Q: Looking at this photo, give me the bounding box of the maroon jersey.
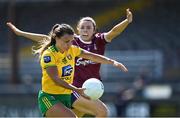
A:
[72,33,108,87]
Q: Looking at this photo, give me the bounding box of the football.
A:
[82,78,104,100]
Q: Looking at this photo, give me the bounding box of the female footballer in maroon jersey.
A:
[7,8,132,117]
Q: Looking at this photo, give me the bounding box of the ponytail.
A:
[32,23,74,59]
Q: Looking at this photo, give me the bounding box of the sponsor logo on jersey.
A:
[62,65,73,77]
[76,58,96,66]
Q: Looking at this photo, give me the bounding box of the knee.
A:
[95,105,108,117]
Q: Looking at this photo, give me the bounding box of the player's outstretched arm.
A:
[79,49,128,72]
[6,22,49,42]
[104,8,133,42]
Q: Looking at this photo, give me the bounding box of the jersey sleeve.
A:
[40,50,56,69]
[95,33,108,45]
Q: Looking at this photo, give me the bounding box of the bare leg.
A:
[72,108,84,117]
[72,96,108,117]
[46,102,77,117]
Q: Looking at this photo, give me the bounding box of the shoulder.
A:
[42,46,56,58]
[94,33,104,39]
[94,33,108,44]
[70,45,81,50]
[70,45,82,56]
[42,49,51,55]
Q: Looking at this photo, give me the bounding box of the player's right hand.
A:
[6,22,21,36]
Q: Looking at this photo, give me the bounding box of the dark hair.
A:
[33,23,74,59]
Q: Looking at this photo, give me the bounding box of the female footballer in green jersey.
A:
[8,23,128,117]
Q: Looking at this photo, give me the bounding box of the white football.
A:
[82,78,104,100]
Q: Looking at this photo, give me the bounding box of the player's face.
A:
[78,20,95,41]
[56,34,74,53]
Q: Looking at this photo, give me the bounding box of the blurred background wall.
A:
[0,0,180,117]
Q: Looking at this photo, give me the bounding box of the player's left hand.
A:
[75,88,91,100]
[126,8,133,23]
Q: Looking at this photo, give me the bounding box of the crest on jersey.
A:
[67,54,72,60]
[43,56,51,63]
[62,65,73,77]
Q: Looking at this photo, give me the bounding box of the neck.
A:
[55,44,64,53]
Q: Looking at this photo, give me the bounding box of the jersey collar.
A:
[78,36,92,44]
